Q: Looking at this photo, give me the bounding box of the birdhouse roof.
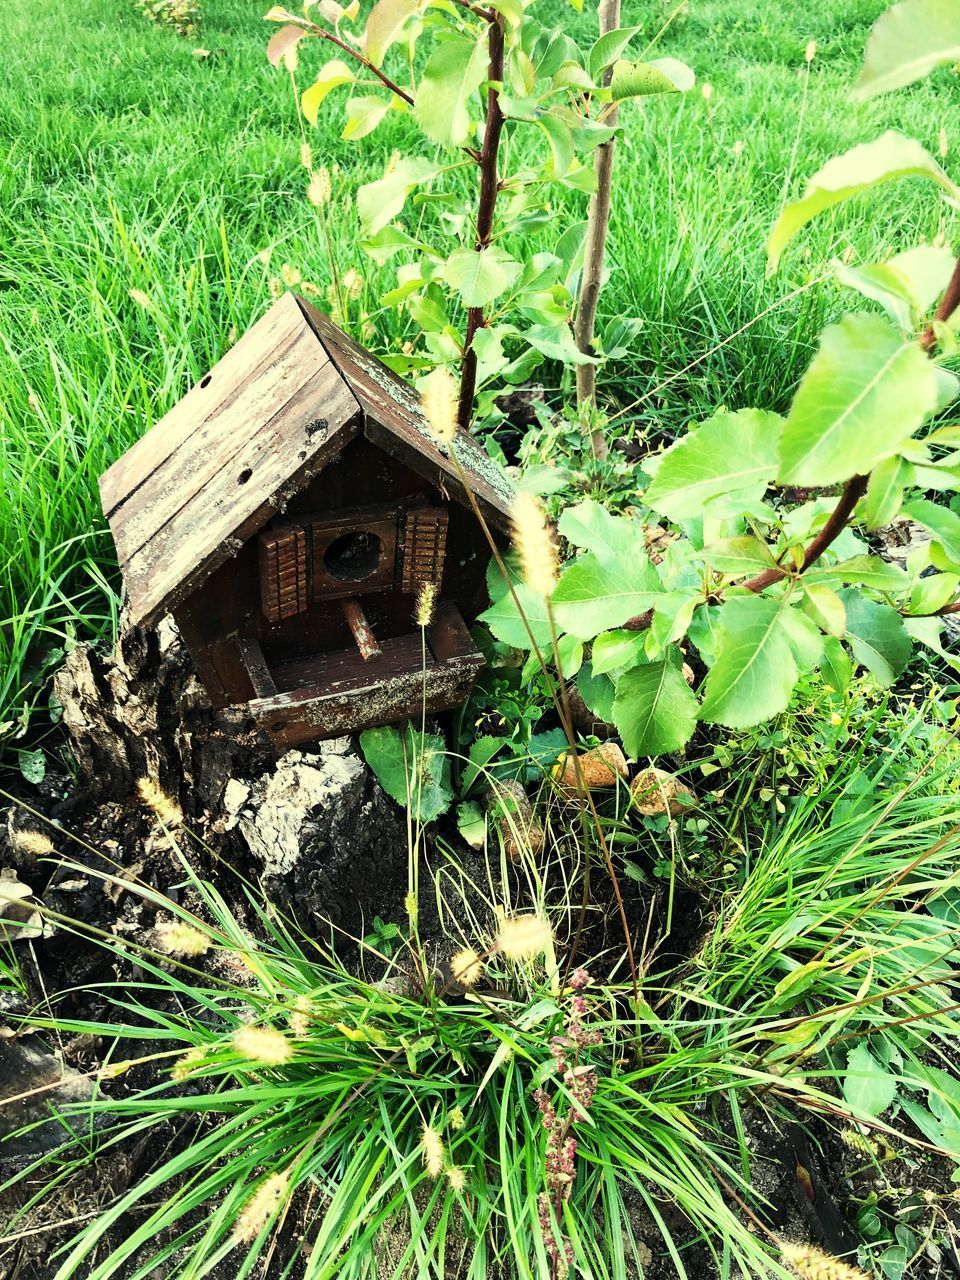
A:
[100,292,514,628]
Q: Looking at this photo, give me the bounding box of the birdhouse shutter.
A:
[401,507,448,593]
[259,526,308,622]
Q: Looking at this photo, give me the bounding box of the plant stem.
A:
[920,253,960,351]
[300,19,415,106]
[457,12,506,432]
[574,0,619,443]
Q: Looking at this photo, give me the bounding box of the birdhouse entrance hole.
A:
[323,530,382,582]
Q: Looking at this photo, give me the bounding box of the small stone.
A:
[555,743,628,794]
[630,768,697,817]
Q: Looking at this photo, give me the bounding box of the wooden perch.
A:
[341,597,382,661]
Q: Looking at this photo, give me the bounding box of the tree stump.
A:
[49,618,408,940]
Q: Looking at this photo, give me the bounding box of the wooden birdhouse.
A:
[99,293,513,749]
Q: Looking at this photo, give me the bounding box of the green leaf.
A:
[904,616,960,671]
[855,0,960,99]
[701,536,777,576]
[611,57,694,100]
[779,312,938,486]
[807,554,909,591]
[843,1044,898,1119]
[342,95,392,140]
[781,607,824,672]
[820,634,853,693]
[834,245,956,332]
[359,725,453,824]
[457,800,486,848]
[538,114,574,178]
[613,660,698,758]
[479,578,552,651]
[553,552,660,640]
[363,0,417,66]
[443,246,521,308]
[700,597,798,729]
[644,409,783,521]
[591,629,648,674]
[901,497,960,566]
[767,132,959,271]
[802,584,846,637]
[357,157,439,235]
[525,322,596,365]
[557,633,584,679]
[576,663,616,724]
[588,25,642,79]
[908,571,959,615]
[841,592,912,686]
[462,734,505,793]
[302,59,355,125]
[415,36,488,147]
[862,455,912,529]
[557,499,641,560]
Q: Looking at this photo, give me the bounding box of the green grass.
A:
[2,0,959,750]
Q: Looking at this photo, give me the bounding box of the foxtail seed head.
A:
[510,493,558,598]
[495,914,553,962]
[420,368,458,445]
[781,1242,868,1280]
[137,778,183,827]
[231,1025,293,1067]
[421,1124,445,1178]
[233,1171,291,1244]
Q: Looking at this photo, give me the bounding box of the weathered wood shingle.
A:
[100,291,513,628]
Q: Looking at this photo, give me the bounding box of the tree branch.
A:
[920,254,960,351]
[457,12,506,431]
[300,20,416,106]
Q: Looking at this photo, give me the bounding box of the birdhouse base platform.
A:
[241,601,484,750]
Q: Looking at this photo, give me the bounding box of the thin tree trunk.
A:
[574,0,620,456]
[457,12,506,432]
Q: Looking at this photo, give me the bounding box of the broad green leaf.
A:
[905,616,960,672]
[802,584,846,637]
[767,132,959,271]
[700,597,797,729]
[463,735,505,792]
[364,0,417,66]
[557,633,584,679]
[457,801,486,848]
[644,409,783,521]
[538,114,574,177]
[342,96,391,140]
[525,322,596,365]
[843,1044,898,1118]
[357,157,439,235]
[613,661,698,757]
[611,57,694,100]
[647,593,700,656]
[855,0,960,99]
[479,563,552,651]
[553,552,660,640]
[415,36,487,147]
[302,60,355,124]
[807,554,909,592]
[779,312,938,486]
[781,607,824,671]
[576,663,616,724]
[908,571,959,615]
[443,246,521,308]
[588,25,642,79]
[591,629,647,674]
[861,455,912,529]
[362,225,428,264]
[902,497,960,566]
[772,960,830,1007]
[834,244,955,332]
[701,536,777,575]
[821,634,853,693]
[557,499,641,560]
[359,725,453,823]
[841,592,912,686]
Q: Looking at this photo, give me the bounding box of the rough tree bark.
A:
[52,619,408,936]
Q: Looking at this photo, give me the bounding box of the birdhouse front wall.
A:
[171,433,491,720]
